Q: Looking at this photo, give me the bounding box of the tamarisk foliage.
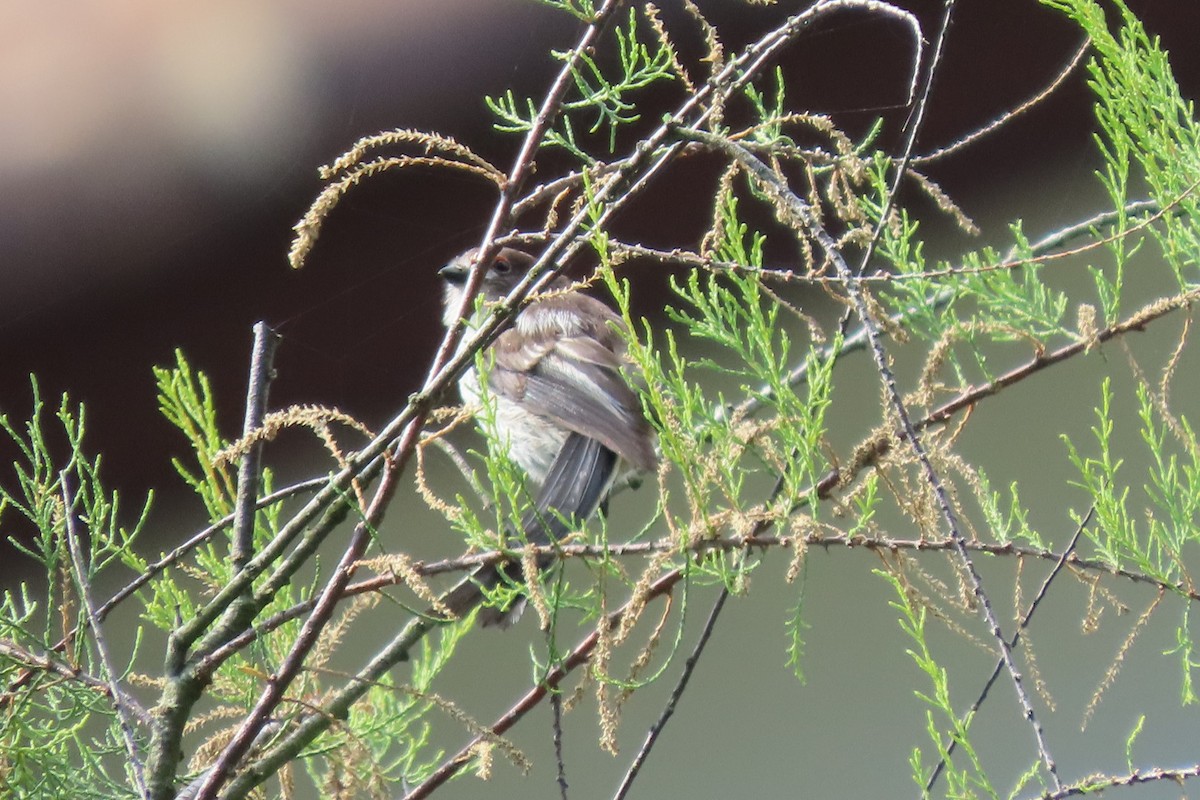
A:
[4,1,1200,798]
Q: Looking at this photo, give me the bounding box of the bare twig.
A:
[551,689,569,800]
[912,36,1092,165]
[230,322,281,573]
[0,639,152,728]
[609,194,1166,288]
[856,0,954,277]
[924,503,1096,793]
[612,585,730,800]
[62,470,149,799]
[1036,764,1200,800]
[94,476,330,623]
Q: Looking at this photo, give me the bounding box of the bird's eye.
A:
[493,257,512,274]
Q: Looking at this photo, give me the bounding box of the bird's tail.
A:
[473,432,618,627]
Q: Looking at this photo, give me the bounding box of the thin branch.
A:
[912,36,1092,165]
[674,125,1063,790]
[175,722,283,800]
[610,193,1166,287]
[430,0,630,391]
[1035,765,1200,800]
[401,568,684,800]
[612,585,730,800]
[62,470,148,799]
[551,689,569,800]
[94,476,330,623]
[193,515,1200,684]
[924,503,1096,794]
[817,285,1200,498]
[230,322,280,573]
[854,0,953,277]
[0,639,152,728]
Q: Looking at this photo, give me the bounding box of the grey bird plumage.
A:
[438,246,656,626]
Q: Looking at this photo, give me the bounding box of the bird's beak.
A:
[438,259,469,284]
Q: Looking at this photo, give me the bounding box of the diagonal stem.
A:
[674,125,1065,791]
[611,585,730,800]
[924,503,1096,793]
[62,471,149,799]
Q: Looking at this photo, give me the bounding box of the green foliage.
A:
[306,622,471,793]
[882,570,999,800]
[154,351,235,520]
[1045,0,1200,287]
[975,471,1043,549]
[533,0,595,23]
[1063,377,1200,700]
[0,380,151,798]
[487,6,673,156]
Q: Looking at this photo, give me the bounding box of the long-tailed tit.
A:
[438,246,656,626]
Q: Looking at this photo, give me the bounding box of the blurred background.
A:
[3,1,1200,798]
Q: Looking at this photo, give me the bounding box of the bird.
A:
[437,246,657,626]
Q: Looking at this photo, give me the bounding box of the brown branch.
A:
[818,286,1200,498]
[402,568,686,800]
[0,639,152,728]
[1037,764,1200,799]
[187,524,1200,683]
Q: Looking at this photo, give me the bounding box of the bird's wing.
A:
[488,293,657,472]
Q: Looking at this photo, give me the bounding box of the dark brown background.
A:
[3,1,1196,546]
